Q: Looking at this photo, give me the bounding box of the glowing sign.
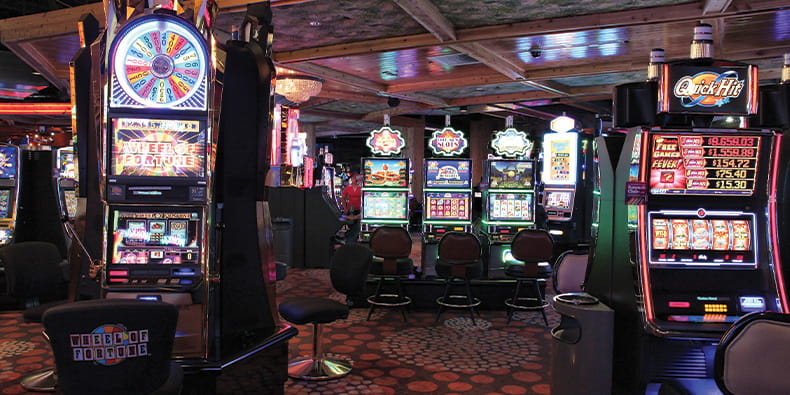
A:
[109,14,208,110]
[542,132,578,185]
[491,128,532,157]
[366,126,405,156]
[659,63,756,115]
[111,118,205,178]
[428,127,467,156]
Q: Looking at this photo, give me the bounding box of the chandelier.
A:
[274,68,323,103]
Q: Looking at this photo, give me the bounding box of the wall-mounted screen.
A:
[0,189,12,218]
[487,192,533,222]
[362,158,408,187]
[362,191,408,220]
[425,191,471,221]
[110,118,207,178]
[0,146,18,179]
[425,159,472,188]
[108,207,202,266]
[487,160,534,189]
[648,210,756,267]
[648,134,760,196]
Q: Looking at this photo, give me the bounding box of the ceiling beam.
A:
[703,0,733,14]
[3,41,67,91]
[450,42,526,80]
[491,104,556,121]
[275,0,788,63]
[0,2,104,42]
[392,0,455,42]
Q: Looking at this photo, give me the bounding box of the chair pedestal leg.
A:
[287,323,351,381]
[21,369,57,392]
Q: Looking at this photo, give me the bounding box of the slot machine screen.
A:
[110,118,207,179]
[425,192,471,221]
[108,207,202,266]
[425,159,472,188]
[648,134,760,196]
[362,158,408,187]
[0,146,17,179]
[487,192,533,222]
[544,189,573,210]
[0,189,12,218]
[62,190,77,220]
[362,191,408,220]
[57,148,75,179]
[487,160,534,189]
[648,210,756,267]
[542,133,578,185]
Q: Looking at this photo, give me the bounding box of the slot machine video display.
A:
[0,145,19,246]
[359,157,409,241]
[481,160,536,278]
[55,146,78,221]
[421,158,472,277]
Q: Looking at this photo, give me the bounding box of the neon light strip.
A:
[638,129,656,326]
[0,103,72,115]
[769,133,789,312]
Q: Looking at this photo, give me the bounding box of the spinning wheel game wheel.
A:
[110,14,208,111]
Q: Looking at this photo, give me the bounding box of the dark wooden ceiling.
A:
[0,0,788,137]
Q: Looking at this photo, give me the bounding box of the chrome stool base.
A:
[287,358,352,381]
[21,369,57,392]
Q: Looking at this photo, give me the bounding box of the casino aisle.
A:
[0,265,559,395]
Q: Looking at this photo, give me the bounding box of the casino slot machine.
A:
[0,145,20,247]
[84,2,294,389]
[480,159,536,279]
[55,146,77,222]
[359,121,410,242]
[540,121,594,248]
[587,24,789,392]
[421,158,473,277]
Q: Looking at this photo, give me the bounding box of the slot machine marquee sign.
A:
[659,63,757,115]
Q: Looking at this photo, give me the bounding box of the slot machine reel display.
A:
[55,147,78,221]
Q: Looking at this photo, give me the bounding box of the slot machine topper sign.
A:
[490,128,532,158]
[428,127,468,157]
[366,125,406,156]
[659,63,757,115]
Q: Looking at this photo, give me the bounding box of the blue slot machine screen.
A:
[488,160,534,189]
[0,147,17,179]
[425,159,472,188]
[0,190,11,218]
[109,207,202,265]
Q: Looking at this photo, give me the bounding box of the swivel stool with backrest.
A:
[42,298,182,395]
[367,226,413,321]
[0,241,70,392]
[434,231,483,325]
[278,243,372,380]
[552,247,591,295]
[505,229,554,325]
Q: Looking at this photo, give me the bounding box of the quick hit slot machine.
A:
[421,158,473,277]
[0,145,20,246]
[588,24,788,392]
[481,159,536,279]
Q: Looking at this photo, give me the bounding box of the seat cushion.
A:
[436,259,483,279]
[279,297,349,325]
[505,263,552,278]
[370,257,413,276]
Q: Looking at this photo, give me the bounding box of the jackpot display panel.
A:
[0,145,19,246]
[634,130,785,334]
[481,160,536,278]
[359,157,410,241]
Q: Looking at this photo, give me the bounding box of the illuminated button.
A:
[180,279,193,285]
[109,270,129,276]
[109,278,128,283]
[668,301,691,308]
[702,314,727,322]
[704,303,728,313]
[157,279,167,284]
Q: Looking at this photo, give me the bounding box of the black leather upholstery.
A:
[42,298,181,395]
[369,226,413,276]
[279,298,349,325]
[506,229,554,278]
[435,232,483,324]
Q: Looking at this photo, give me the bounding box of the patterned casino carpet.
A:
[274,268,559,395]
[0,269,559,394]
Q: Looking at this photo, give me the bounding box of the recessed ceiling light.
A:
[309,21,321,27]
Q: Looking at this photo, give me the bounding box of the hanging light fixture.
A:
[274,67,323,103]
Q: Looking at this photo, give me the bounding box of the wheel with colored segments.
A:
[110,14,208,110]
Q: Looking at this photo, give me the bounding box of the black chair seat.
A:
[436,259,483,279]
[279,297,349,325]
[22,300,70,323]
[504,263,551,278]
[370,257,413,276]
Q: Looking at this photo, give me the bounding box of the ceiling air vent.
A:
[428,53,480,67]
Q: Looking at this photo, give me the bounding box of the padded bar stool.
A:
[367,226,414,321]
[435,232,483,324]
[505,229,554,325]
[552,248,591,294]
[278,243,372,380]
